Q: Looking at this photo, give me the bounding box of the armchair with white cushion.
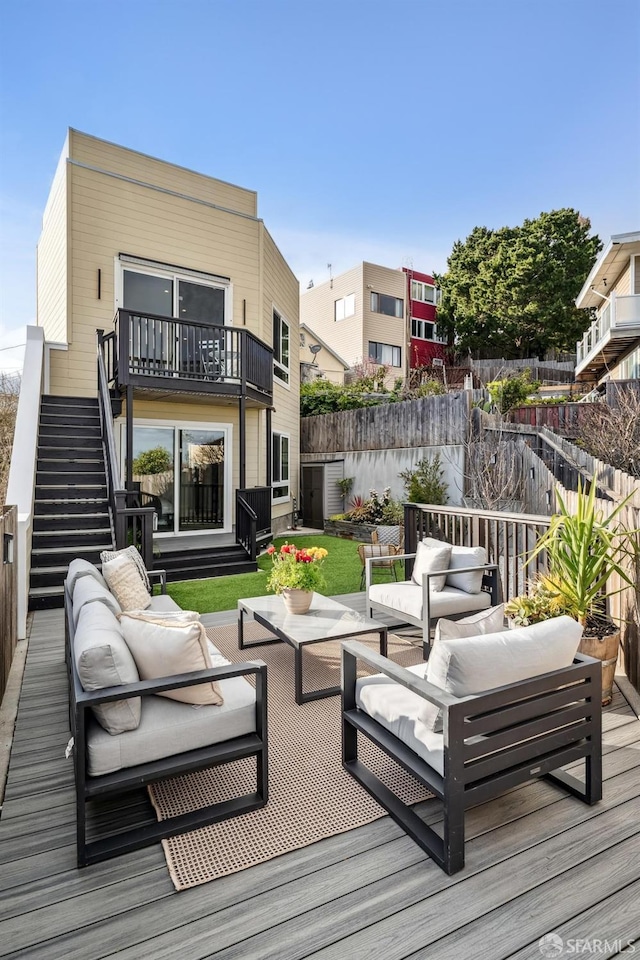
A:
[365,537,501,656]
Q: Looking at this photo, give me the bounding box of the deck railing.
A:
[235,487,271,560]
[97,331,155,567]
[403,502,551,602]
[113,309,273,402]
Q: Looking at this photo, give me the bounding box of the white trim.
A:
[273,304,291,390]
[272,430,291,504]
[116,416,234,535]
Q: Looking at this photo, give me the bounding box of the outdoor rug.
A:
[148,621,433,891]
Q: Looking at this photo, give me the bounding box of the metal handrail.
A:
[236,493,258,561]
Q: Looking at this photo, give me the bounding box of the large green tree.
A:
[436,209,601,359]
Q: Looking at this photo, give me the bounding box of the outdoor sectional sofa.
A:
[64,557,268,867]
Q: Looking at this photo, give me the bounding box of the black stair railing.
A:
[236,493,258,561]
[236,486,271,537]
[97,330,154,568]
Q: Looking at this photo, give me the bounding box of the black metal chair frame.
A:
[64,577,268,868]
[342,640,602,875]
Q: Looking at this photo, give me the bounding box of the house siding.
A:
[613,261,631,296]
[299,265,364,367]
[37,140,69,346]
[363,262,407,383]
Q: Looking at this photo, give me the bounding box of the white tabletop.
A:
[238,593,386,647]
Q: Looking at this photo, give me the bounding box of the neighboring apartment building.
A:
[575,231,640,384]
[299,261,444,384]
[36,129,299,550]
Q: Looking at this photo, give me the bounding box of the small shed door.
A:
[302,466,325,528]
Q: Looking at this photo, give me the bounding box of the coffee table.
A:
[238,593,388,705]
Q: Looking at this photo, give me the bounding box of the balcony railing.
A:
[111,309,273,403]
[576,294,640,366]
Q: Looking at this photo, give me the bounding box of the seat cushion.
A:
[369,581,492,624]
[67,558,108,594]
[120,613,224,706]
[86,675,257,777]
[411,541,452,592]
[72,576,122,627]
[356,664,444,776]
[74,601,141,734]
[434,604,505,643]
[148,593,182,613]
[421,615,584,731]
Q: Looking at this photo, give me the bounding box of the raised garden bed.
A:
[324,519,401,545]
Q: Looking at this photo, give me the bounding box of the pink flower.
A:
[266,545,275,555]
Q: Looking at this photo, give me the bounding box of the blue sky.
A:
[1,0,639,372]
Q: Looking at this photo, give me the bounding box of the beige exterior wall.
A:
[37,137,69,345]
[299,264,364,366]
[612,261,631,296]
[313,345,347,384]
[37,129,300,532]
[299,261,408,386]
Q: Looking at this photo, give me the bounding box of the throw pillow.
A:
[100,545,151,592]
[411,541,453,592]
[102,554,152,612]
[447,544,487,594]
[420,615,583,733]
[433,604,505,644]
[74,601,141,734]
[120,613,224,706]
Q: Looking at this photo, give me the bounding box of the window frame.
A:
[273,307,291,388]
[368,341,402,367]
[115,257,232,325]
[272,431,290,503]
[370,291,404,318]
[410,279,437,305]
[334,293,356,321]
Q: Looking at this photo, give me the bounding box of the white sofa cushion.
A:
[421,615,584,732]
[72,575,122,627]
[422,539,487,593]
[148,593,183,613]
[411,541,452,592]
[369,581,492,624]
[86,674,256,777]
[434,604,505,643]
[120,613,224,706]
[356,664,444,776]
[74,601,141,734]
[67,558,108,594]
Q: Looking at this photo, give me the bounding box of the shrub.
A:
[486,369,541,413]
[399,454,448,505]
[344,488,403,525]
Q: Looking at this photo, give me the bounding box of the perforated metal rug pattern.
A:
[149,621,433,890]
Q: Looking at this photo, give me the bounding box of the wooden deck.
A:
[1,602,639,958]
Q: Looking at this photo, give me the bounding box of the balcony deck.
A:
[1,604,639,958]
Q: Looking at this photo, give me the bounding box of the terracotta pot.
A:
[578,629,621,706]
[281,588,313,615]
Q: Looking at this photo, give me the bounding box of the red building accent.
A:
[402,267,446,369]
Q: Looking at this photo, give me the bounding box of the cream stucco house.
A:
[27,129,300,604]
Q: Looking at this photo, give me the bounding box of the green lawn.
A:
[165,534,400,614]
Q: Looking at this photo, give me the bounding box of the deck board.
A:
[0,603,638,959]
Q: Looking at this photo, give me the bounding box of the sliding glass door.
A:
[179,429,225,531]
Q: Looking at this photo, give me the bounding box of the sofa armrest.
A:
[341,640,457,711]
[76,659,266,707]
[147,569,167,594]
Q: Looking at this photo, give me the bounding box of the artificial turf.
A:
[165,533,397,614]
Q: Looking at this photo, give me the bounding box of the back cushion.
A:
[411,541,452,592]
[67,558,108,594]
[447,543,487,594]
[72,576,122,627]
[421,615,584,732]
[74,602,141,734]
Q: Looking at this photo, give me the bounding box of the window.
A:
[334,293,356,321]
[368,341,401,367]
[370,292,403,318]
[411,318,435,341]
[410,280,437,304]
[272,432,290,501]
[121,262,227,323]
[273,309,290,385]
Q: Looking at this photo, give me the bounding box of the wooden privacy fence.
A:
[301,392,471,454]
[1,505,18,703]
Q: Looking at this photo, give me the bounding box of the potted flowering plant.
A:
[265,543,328,614]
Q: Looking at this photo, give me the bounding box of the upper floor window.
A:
[272,432,290,501]
[410,280,437,304]
[411,318,435,341]
[368,341,401,367]
[120,259,228,324]
[273,309,290,385]
[370,292,403,318]
[335,293,356,321]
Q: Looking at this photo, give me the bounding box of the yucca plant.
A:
[526,479,636,628]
